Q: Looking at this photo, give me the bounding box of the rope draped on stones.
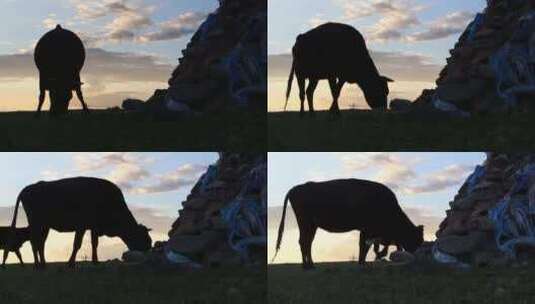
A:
[489,164,535,258]
[220,160,267,262]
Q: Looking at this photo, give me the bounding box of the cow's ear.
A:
[381,76,394,83]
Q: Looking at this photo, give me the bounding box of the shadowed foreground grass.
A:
[1,109,265,151]
[268,110,535,151]
[0,262,266,304]
[268,262,535,304]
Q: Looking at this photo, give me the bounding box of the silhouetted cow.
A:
[34,25,89,117]
[273,179,423,269]
[0,227,30,267]
[285,22,393,116]
[5,177,152,269]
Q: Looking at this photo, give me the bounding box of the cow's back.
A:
[20,177,131,233]
[289,179,404,233]
[34,25,85,89]
[293,23,372,80]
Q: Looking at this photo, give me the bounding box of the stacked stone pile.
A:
[123,0,266,114]
[410,0,535,115]
[433,153,535,266]
[164,153,266,268]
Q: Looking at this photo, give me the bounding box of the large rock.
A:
[168,231,225,256]
[437,232,487,255]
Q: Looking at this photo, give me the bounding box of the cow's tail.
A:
[6,190,23,253]
[10,190,22,230]
[284,51,296,111]
[271,189,292,263]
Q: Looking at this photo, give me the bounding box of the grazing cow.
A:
[5,177,152,269]
[34,24,89,117]
[285,22,393,116]
[0,227,30,267]
[273,179,423,269]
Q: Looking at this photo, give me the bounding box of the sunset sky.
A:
[268,0,487,111]
[0,152,218,264]
[0,0,218,111]
[268,152,486,264]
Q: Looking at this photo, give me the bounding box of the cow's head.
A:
[49,79,75,116]
[363,75,393,110]
[404,225,424,252]
[124,224,152,251]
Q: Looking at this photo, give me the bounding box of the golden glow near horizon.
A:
[3,231,168,265]
[268,77,435,112]
[0,78,166,111]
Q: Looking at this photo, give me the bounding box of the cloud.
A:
[405,164,474,194]
[336,153,418,191]
[138,12,207,43]
[268,51,441,82]
[42,17,58,30]
[335,0,422,42]
[72,1,205,44]
[107,163,150,191]
[408,11,475,41]
[134,164,206,194]
[38,153,210,195]
[0,48,173,94]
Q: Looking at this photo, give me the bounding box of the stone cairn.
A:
[418,153,535,267]
[123,153,267,268]
[399,0,535,115]
[122,0,266,114]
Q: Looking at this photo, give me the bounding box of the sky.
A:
[0,152,219,264]
[0,0,218,111]
[268,0,487,111]
[267,152,487,264]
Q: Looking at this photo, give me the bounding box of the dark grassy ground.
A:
[268,110,535,151]
[269,261,535,304]
[1,109,266,151]
[0,262,266,304]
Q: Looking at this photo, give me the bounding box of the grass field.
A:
[0,109,266,151]
[0,262,266,304]
[268,110,535,151]
[268,261,535,304]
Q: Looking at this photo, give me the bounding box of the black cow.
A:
[34,24,89,117]
[0,227,30,267]
[273,179,423,269]
[285,22,393,116]
[5,177,152,269]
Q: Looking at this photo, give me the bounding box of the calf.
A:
[0,227,30,267]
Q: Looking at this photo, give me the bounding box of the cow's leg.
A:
[328,78,340,114]
[91,230,99,264]
[29,227,41,268]
[373,241,382,261]
[297,75,306,116]
[37,228,49,269]
[75,86,90,114]
[376,244,389,260]
[2,250,9,268]
[304,226,317,269]
[328,79,345,116]
[15,250,24,266]
[298,223,316,270]
[68,230,85,268]
[35,88,46,118]
[305,79,318,115]
[358,231,371,265]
